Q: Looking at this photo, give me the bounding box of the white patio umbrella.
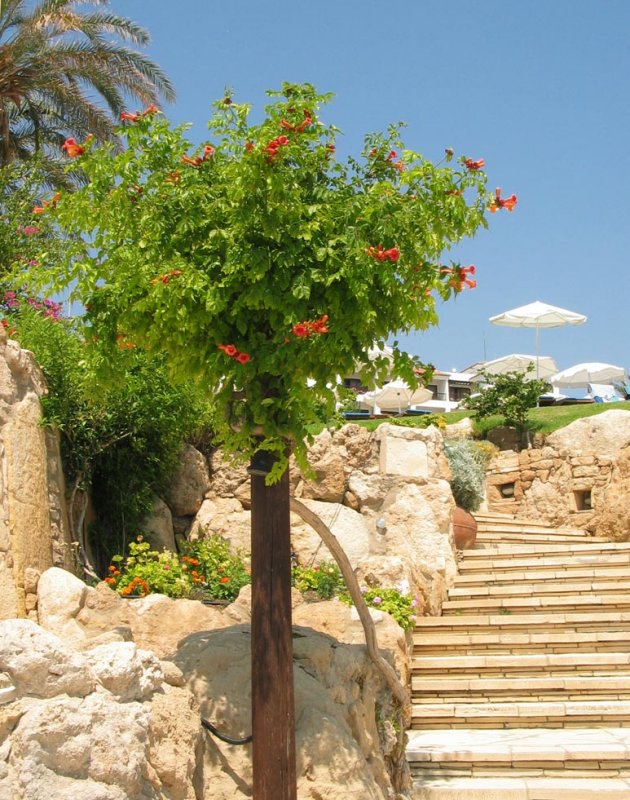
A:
[551,362,626,388]
[478,353,558,381]
[358,379,432,414]
[489,300,587,378]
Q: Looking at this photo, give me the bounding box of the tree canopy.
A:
[21,82,515,479]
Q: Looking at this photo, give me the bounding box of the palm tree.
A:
[0,0,175,172]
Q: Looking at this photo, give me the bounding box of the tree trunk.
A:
[250,458,297,800]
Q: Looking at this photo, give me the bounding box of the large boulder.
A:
[142,496,176,552]
[165,445,211,517]
[174,623,406,799]
[0,619,94,699]
[547,409,630,458]
[37,568,229,658]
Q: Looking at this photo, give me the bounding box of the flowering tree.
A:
[22,82,515,478]
[21,82,515,799]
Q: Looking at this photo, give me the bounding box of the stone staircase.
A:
[407,512,630,799]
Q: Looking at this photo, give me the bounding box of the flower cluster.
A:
[265,135,290,160]
[488,187,518,213]
[280,108,312,133]
[120,104,160,123]
[441,264,477,292]
[151,268,183,285]
[1,319,17,337]
[291,314,329,338]
[33,193,60,215]
[2,291,63,321]
[369,148,403,172]
[119,576,150,597]
[181,145,215,167]
[116,333,135,350]
[464,158,485,171]
[18,225,39,236]
[366,245,400,262]
[218,343,251,364]
[181,555,205,585]
[61,138,85,157]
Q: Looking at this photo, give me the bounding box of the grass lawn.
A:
[350,401,630,438]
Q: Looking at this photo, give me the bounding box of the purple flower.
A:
[372,596,382,605]
[360,586,368,594]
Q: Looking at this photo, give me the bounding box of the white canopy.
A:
[489,300,587,378]
[357,379,432,413]
[478,353,558,381]
[551,362,626,388]
[489,300,587,329]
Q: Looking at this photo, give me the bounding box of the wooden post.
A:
[250,454,297,800]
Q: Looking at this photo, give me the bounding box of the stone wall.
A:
[0,332,74,620]
[485,409,630,540]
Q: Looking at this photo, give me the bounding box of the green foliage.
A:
[464,368,549,431]
[6,302,210,564]
[107,534,250,601]
[340,587,417,631]
[443,438,487,512]
[180,535,251,601]
[291,561,345,600]
[109,539,191,598]
[20,83,505,480]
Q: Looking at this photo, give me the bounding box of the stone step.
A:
[410,699,630,728]
[411,674,630,701]
[474,518,591,536]
[411,776,630,799]
[453,565,630,587]
[448,578,630,600]
[457,552,630,573]
[407,727,630,769]
[463,542,630,558]
[442,593,630,615]
[412,652,630,677]
[475,532,609,545]
[414,610,630,631]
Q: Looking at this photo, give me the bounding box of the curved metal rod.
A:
[289,497,409,707]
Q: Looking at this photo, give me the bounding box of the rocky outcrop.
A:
[185,423,457,616]
[0,332,73,621]
[485,409,630,539]
[21,569,410,799]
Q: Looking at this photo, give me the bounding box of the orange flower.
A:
[464,158,485,171]
[61,138,84,157]
[220,576,229,584]
[120,111,140,123]
[33,206,45,215]
[143,104,160,116]
[488,187,518,213]
[236,352,251,364]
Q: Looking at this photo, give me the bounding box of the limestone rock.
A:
[174,624,405,799]
[294,424,375,503]
[142,496,176,552]
[148,686,202,800]
[547,409,630,458]
[37,569,228,659]
[374,423,451,481]
[37,566,88,643]
[9,692,153,799]
[165,445,211,516]
[597,445,630,541]
[0,619,94,698]
[84,641,164,702]
[206,449,249,500]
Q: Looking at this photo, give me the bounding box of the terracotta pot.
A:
[452,507,477,550]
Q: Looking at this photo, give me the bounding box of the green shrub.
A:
[443,438,486,512]
[340,587,417,631]
[180,535,251,602]
[291,561,345,599]
[108,538,192,598]
[464,367,549,431]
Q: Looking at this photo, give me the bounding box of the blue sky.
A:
[117,0,630,373]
